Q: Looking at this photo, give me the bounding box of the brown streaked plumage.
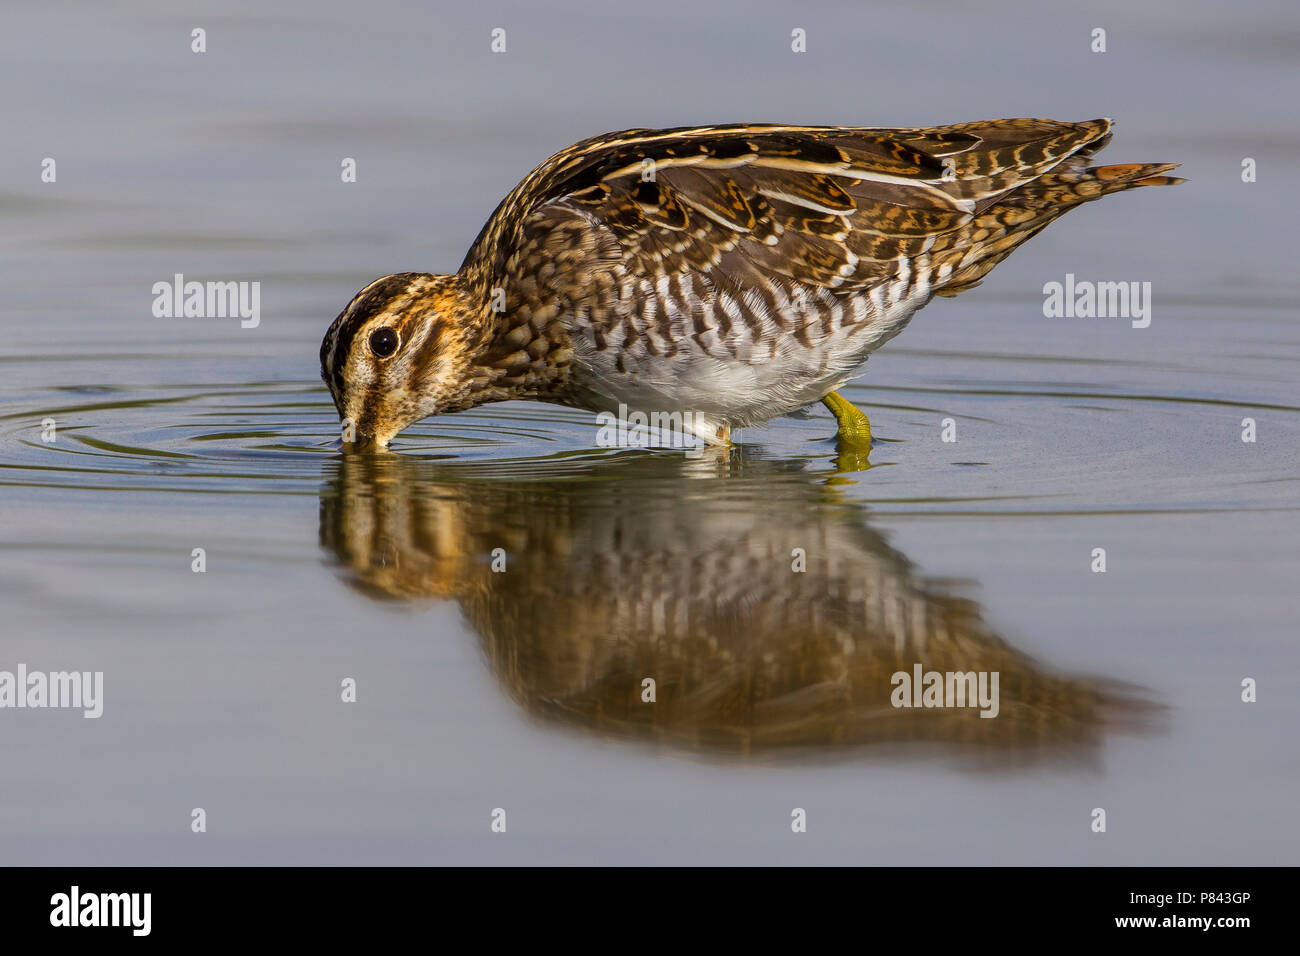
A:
[320,119,1182,448]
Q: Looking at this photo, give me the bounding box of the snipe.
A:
[320,118,1181,449]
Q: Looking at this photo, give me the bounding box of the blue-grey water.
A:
[1,0,1297,864]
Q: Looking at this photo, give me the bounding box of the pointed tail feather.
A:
[931,155,1183,296]
[1089,162,1185,192]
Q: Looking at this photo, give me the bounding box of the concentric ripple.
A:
[0,380,632,494]
[0,369,1296,514]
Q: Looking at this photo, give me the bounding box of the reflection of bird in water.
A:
[320,451,1158,765]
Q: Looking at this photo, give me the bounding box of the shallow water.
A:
[1,0,1298,864]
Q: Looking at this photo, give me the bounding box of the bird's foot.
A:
[822,391,872,474]
[822,391,873,447]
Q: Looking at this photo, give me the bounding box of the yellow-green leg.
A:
[822,391,872,446]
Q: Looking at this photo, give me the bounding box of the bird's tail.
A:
[1085,162,1185,190]
[932,129,1183,297]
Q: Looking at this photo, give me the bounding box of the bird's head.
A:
[320,272,483,448]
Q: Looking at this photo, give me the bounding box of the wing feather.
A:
[464,119,1112,295]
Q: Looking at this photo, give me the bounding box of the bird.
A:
[320,118,1181,450]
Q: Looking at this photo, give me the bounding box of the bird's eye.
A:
[368,327,399,358]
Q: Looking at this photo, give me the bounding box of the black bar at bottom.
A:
[1,866,1280,941]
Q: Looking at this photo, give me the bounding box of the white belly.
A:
[567,282,929,429]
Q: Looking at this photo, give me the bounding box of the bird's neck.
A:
[443,273,574,410]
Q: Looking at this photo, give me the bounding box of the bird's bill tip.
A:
[334,423,392,452]
[342,436,389,453]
